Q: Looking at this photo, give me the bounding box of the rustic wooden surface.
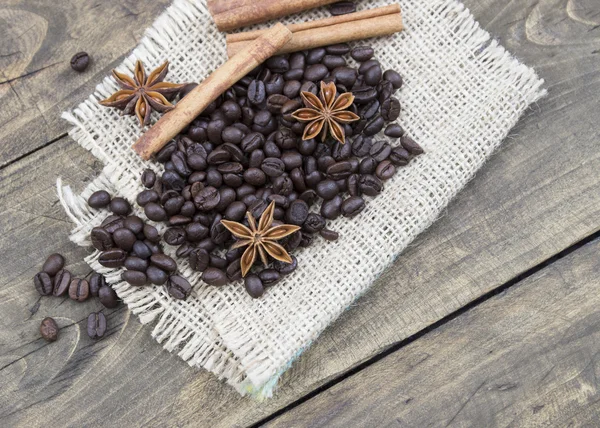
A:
[1,0,599,427]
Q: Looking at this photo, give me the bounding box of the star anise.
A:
[221,201,300,277]
[292,81,360,144]
[99,60,185,127]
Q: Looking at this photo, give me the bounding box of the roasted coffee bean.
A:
[351,45,374,62]
[304,156,318,174]
[326,43,350,55]
[318,155,336,172]
[34,272,53,296]
[112,228,136,252]
[341,196,365,218]
[183,222,207,242]
[87,312,107,340]
[285,230,303,251]
[351,135,372,157]
[188,248,209,272]
[124,256,149,272]
[248,149,265,169]
[122,270,147,286]
[186,153,207,171]
[289,52,306,70]
[315,179,339,200]
[271,255,296,276]
[244,274,264,298]
[213,187,236,211]
[289,168,306,192]
[272,175,293,196]
[306,47,326,64]
[220,126,244,145]
[42,253,65,276]
[304,64,329,82]
[260,157,284,177]
[329,0,356,15]
[363,63,383,86]
[266,55,290,73]
[70,52,89,72]
[52,269,72,297]
[146,266,168,285]
[137,189,159,206]
[212,255,228,270]
[359,59,380,74]
[40,317,59,342]
[265,94,289,114]
[88,190,111,209]
[332,66,357,87]
[176,243,195,258]
[305,170,323,189]
[157,141,177,162]
[280,152,302,171]
[226,259,243,281]
[262,140,280,157]
[99,285,119,308]
[202,268,228,286]
[285,200,309,225]
[221,100,242,122]
[188,125,207,142]
[224,201,247,221]
[381,97,401,121]
[166,275,192,301]
[274,128,297,150]
[389,147,410,166]
[320,228,339,241]
[171,152,191,177]
[383,69,403,89]
[123,216,144,235]
[240,168,264,187]
[327,161,353,180]
[384,123,404,138]
[282,80,301,98]
[143,224,160,243]
[369,141,392,162]
[377,80,394,103]
[99,249,127,268]
[284,67,304,80]
[101,215,125,234]
[161,171,186,192]
[109,197,131,216]
[143,202,166,222]
[347,174,360,196]
[91,227,113,251]
[401,135,424,155]
[143,239,163,255]
[267,194,289,209]
[298,138,317,156]
[207,119,227,144]
[194,213,213,227]
[321,195,343,219]
[376,160,396,180]
[364,115,385,136]
[193,186,221,211]
[323,55,346,70]
[163,196,184,217]
[241,132,265,153]
[359,99,380,120]
[69,278,90,302]
[352,86,378,104]
[149,254,177,273]
[217,162,244,175]
[89,273,105,297]
[259,269,281,286]
[359,174,383,196]
[265,74,285,95]
[303,213,326,234]
[169,215,192,226]
[205,169,223,188]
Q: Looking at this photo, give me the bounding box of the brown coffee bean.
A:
[109,197,131,216]
[383,69,403,89]
[384,123,404,138]
[376,160,396,180]
[326,43,351,55]
[144,202,167,221]
[98,249,127,268]
[194,186,221,211]
[304,64,329,81]
[244,274,264,298]
[69,278,90,302]
[226,259,243,281]
[329,1,356,15]
[70,52,90,72]
[401,135,424,155]
[89,273,106,297]
[168,275,192,300]
[34,272,53,296]
[351,46,374,62]
[320,228,339,241]
[42,253,65,276]
[99,285,119,309]
[202,268,228,286]
[143,224,160,243]
[40,317,59,342]
[87,312,107,340]
[123,216,144,234]
[53,269,72,297]
[370,141,392,162]
[381,97,401,121]
[112,228,137,252]
[259,269,281,286]
[150,254,177,273]
[359,175,383,196]
[88,190,111,208]
[122,270,148,286]
[389,147,410,166]
[141,169,156,188]
[341,196,366,218]
[321,195,343,219]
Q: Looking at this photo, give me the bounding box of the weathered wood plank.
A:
[266,238,600,428]
[0,0,599,426]
[0,0,170,167]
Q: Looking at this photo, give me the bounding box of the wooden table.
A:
[1,0,599,426]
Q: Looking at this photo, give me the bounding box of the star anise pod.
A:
[221,201,300,277]
[99,60,185,127]
[292,81,360,144]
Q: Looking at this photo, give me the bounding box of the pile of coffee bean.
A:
[87,190,192,301]
[130,43,422,297]
[33,253,117,341]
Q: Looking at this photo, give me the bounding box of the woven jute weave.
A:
[58,0,546,398]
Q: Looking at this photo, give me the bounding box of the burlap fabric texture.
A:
[58,0,546,398]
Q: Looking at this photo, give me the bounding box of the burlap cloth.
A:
[58,0,546,398]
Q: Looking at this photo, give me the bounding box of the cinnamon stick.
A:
[226,5,401,44]
[132,24,293,160]
[207,0,340,32]
[227,12,403,58]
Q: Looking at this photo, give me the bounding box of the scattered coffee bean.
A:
[53,269,72,297]
[401,135,424,155]
[202,267,228,286]
[244,274,264,298]
[259,269,281,286]
[70,52,90,72]
[320,228,339,241]
[34,272,53,296]
[147,266,169,285]
[99,285,119,308]
[122,270,148,286]
[168,275,192,300]
[40,317,59,342]
[69,278,90,302]
[384,123,404,138]
[87,312,107,340]
[89,273,105,297]
[109,197,131,216]
[99,249,127,268]
[341,196,366,218]
[88,190,111,208]
[42,253,65,276]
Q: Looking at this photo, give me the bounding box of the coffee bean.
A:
[289,52,306,70]
[144,202,167,221]
[266,55,290,73]
[202,267,228,286]
[315,179,339,200]
[320,228,339,241]
[272,255,297,275]
[323,55,346,70]
[146,266,168,285]
[265,74,285,95]
[298,138,317,156]
[207,119,227,145]
[132,241,152,261]
[34,272,53,296]
[89,272,105,297]
[150,254,177,273]
[226,259,243,281]
[87,312,107,340]
[364,115,385,136]
[223,201,246,221]
[401,135,424,155]
[341,196,365,218]
[304,64,329,82]
[205,169,223,188]
[243,274,264,298]
[381,97,401,121]
[124,256,149,272]
[168,275,192,300]
[144,239,163,255]
[99,285,119,308]
[69,278,90,302]
[40,317,59,342]
[188,248,210,272]
[98,249,127,268]
[261,157,285,177]
[122,270,147,286]
[266,94,290,114]
[112,228,137,252]
[88,190,111,208]
[193,186,221,211]
[305,170,324,189]
[377,80,394,103]
[319,156,336,173]
[352,136,372,157]
[70,52,90,72]
[163,196,185,216]
[326,43,350,55]
[351,46,374,62]
[384,123,404,138]
[123,216,144,235]
[143,224,160,243]
[329,0,356,15]
[370,141,392,162]
[53,269,72,297]
[376,160,396,180]
[136,189,159,206]
[327,161,354,180]
[285,200,309,226]
[282,80,302,99]
[221,100,242,122]
[383,70,403,89]
[241,132,265,153]
[359,59,380,74]
[389,147,410,166]
[306,48,326,65]
[249,149,265,169]
[263,141,281,158]
[109,197,131,216]
[331,66,357,87]
[352,86,378,104]
[321,195,343,219]
[42,253,65,276]
[359,175,383,196]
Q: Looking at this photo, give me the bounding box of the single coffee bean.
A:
[109,197,131,216]
[298,138,317,156]
[364,115,385,136]
[352,86,378,104]
[194,186,221,211]
[123,216,144,235]
[146,266,168,285]
[274,128,297,150]
[53,269,72,297]
[210,255,228,270]
[89,272,105,297]
[304,64,329,81]
[168,275,192,300]
[112,228,137,252]
[331,66,357,87]
[316,179,339,200]
[273,255,298,276]
[370,140,392,162]
[326,43,351,55]
[40,317,59,342]
[189,248,210,272]
[171,152,192,177]
[124,256,149,272]
[320,228,340,241]
[184,222,208,242]
[281,151,303,171]
[347,174,360,196]
[323,55,346,70]
[99,285,119,309]
[249,149,265,169]
[226,259,243,281]
[381,97,401,121]
[202,268,228,286]
[150,254,177,273]
[163,196,184,217]
[144,202,167,221]
[207,119,227,145]
[176,243,195,258]
[143,224,160,243]
[224,201,247,221]
[359,174,383,196]
[163,228,186,246]
[261,157,285,177]
[351,46,374,62]
[70,51,90,72]
[243,168,267,187]
[140,169,156,188]
[401,135,424,155]
[305,170,324,189]
[306,47,326,64]
[98,249,127,268]
[169,215,191,227]
[383,69,403,89]
[244,274,264,298]
[327,161,354,180]
[259,269,281,286]
[303,213,326,234]
[377,80,395,103]
[241,132,265,153]
[42,253,65,276]
[34,272,53,296]
[384,123,404,138]
[136,189,159,206]
[329,0,356,15]
[352,135,372,157]
[87,312,107,340]
[285,200,309,226]
[263,141,281,158]
[266,94,290,114]
[88,190,111,209]
[285,230,303,251]
[376,160,396,180]
[290,168,307,193]
[221,100,242,122]
[284,67,304,80]
[289,52,306,70]
[265,74,285,95]
[341,196,366,218]
[69,278,90,302]
[161,170,186,192]
[321,195,343,219]
[156,141,177,162]
[283,80,302,98]
[389,147,410,166]
[122,270,148,286]
[266,55,290,73]
[145,239,163,255]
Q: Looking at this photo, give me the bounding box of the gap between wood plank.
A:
[0,133,68,171]
[250,229,600,428]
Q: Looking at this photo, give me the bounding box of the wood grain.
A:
[266,237,600,427]
[0,0,170,168]
[0,0,599,426]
